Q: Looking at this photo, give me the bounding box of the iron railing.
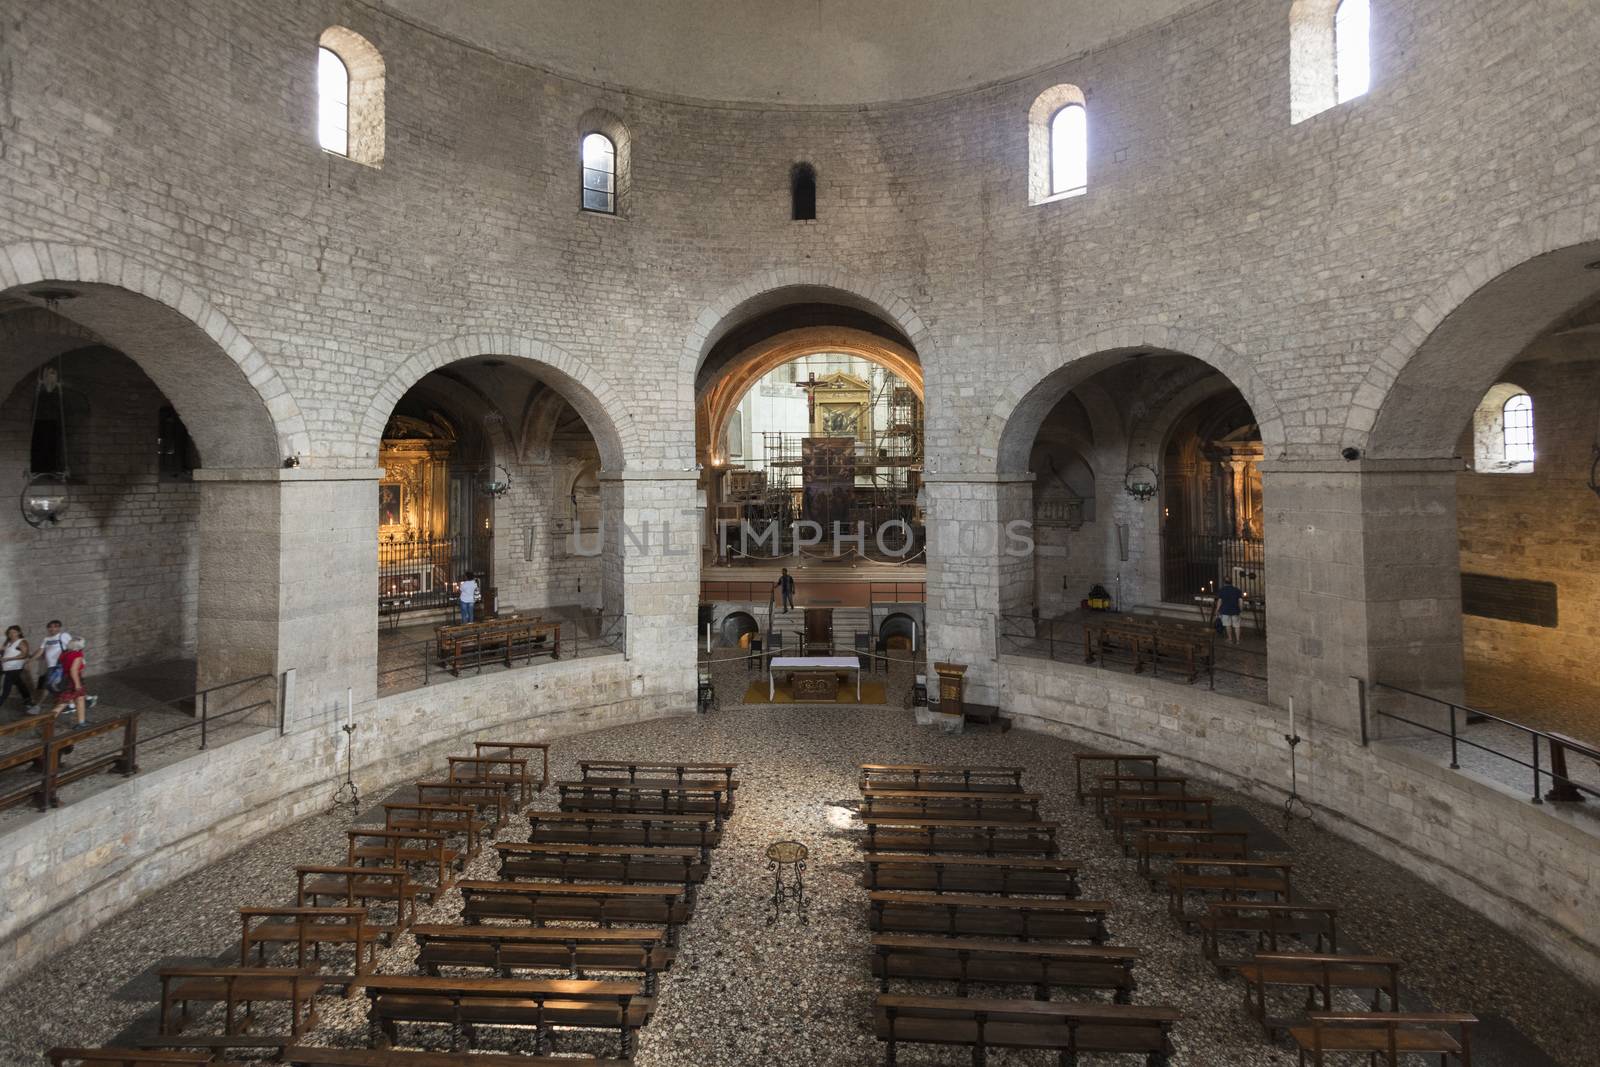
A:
[378,532,493,616]
[1362,679,1600,805]
[1162,534,1264,605]
[997,613,1268,691]
[376,614,627,696]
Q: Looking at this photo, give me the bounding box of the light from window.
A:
[317,46,349,155]
[1049,104,1087,198]
[581,133,616,213]
[1502,393,1534,465]
[1334,0,1370,104]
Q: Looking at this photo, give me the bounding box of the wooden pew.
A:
[579,760,737,789]
[473,740,551,796]
[447,755,533,810]
[48,1052,215,1067]
[859,764,1025,793]
[457,880,692,943]
[867,891,1110,942]
[1240,953,1402,1037]
[1199,902,1339,970]
[874,995,1180,1065]
[281,1047,626,1067]
[434,617,559,676]
[411,923,671,992]
[382,802,484,858]
[555,779,732,828]
[496,842,709,891]
[861,853,1082,898]
[239,906,378,980]
[353,974,647,1056]
[1073,752,1160,804]
[41,716,140,809]
[1289,1011,1477,1066]
[157,966,320,1039]
[1135,828,1250,884]
[870,934,1140,1002]
[413,780,508,826]
[295,866,416,940]
[861,816,1058,856]
[346,828,459,894]
[1088,773,1190,815]
[1167,858,1293,926]
[1108,795,1216,846]
[858,789,1042,822]
[527,810,722,857]
[0,713,56,812]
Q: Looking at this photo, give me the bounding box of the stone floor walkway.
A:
[1,702,1591,1065]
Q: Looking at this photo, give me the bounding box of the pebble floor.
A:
[2,701,1595,1066]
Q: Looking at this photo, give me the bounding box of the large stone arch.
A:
[1349,215,1600,458]
[981,325,1285,476]
[0,240,309,467]
[359,333,638,472]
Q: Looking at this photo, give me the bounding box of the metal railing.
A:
[1162,534,1265,604]
[376,614,628,696]
[868,581,927,604]
[1361,679,1600,805]
[737,640,902,677]
[997,613,1268,691]
[378,532,493,616]
[131,673,278,751]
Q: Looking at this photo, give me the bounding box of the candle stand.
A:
[333,721,361,810]
[1282,731,1315,828]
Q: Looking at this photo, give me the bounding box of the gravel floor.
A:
[0,701,1591,1066]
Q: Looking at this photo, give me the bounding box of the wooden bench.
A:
[295,866,416,940]
[579,760,737,790]
[353,974,648,1057]
[346,828,460,894]
[458,880,693,943]
[239,906,378,979]
[1135,828,1250,883]
[434,617,559,676]
[1089,773,1191,815]
[157,966,320,1039]
[868,891,1110,942]
[861,853,1081,898]
[39,716,140,809]
[447,755,534,811]
[1290,1011,1477,1066]
[382,801,484,857]
[281,1047,626,1067]
[496,842,709,891]
[1073,752,1160,804]
[859,789,1043,822]
[48,1052,215,1067]
[474,740,551,796]
[1199,902,1339,970]
[555,779,732,827]
[871,934,1140,1001]
[861,816,1059,856]
[1240,953,1401,1037]
[860,764,1025,793]
[527,810,722,857]
[1167,858,1293,926]
[413,780,509,826]
[874,995,1180,1065]
[411,923,671,992]
[1109,795,1216,846]
[0,713,57,812]
[1084,614,1214,683]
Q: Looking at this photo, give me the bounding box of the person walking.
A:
[775,568,796,612]
[1211,579,1245,646]
[2,626,33,712]
[26,619,71,714]
[458,572,480,624]
[48,637,91,727]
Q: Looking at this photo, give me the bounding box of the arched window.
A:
[316,47,349,155]
[581,133,617,214]
[1334,0,1371,104]
[1049,104,1088,198]
[1027,84,1087,205]
[317,27,385,166]
[1501,393,1534,465]
[791,163,817,221]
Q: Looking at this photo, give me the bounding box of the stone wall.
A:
[1002,654,1600,989]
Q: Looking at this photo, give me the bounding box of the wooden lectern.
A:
[933,662,967,718]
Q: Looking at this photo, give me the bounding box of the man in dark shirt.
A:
[776,568,796,611]
[1212,580,1245,644]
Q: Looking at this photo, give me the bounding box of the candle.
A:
[346,687,353,730]
[1288,696,1295,740]
[706,622,712,654]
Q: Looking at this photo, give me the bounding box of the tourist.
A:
[49,637,91,727]
[1211,579,1245,645]
[776,568,795,611]
[2,625,34,712]
[458,572,480,623]
[26,619,71,713]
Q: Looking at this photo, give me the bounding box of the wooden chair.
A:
[873,995,1180,1065]
[1290,1011,1476,1066]
[870,934,1140,1002]
[860,853,1082,898]
[860,816,1059,856]
[867,891,1110,942]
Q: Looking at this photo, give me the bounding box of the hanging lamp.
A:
[21,359,71,527]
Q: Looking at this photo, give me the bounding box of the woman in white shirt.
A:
[458,573,480,624]
[2,625,34,711]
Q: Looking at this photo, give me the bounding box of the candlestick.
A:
[346,686,353,730]
[1288,695,1295,740]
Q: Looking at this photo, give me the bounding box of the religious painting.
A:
[819,404,861,439]
[379,483,404,527]
[807,371,872,441]
[801,436,856,533]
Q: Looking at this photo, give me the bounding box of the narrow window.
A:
[1049,104,1087,198]
[158,406,199,479]
[317,46,350,155]
[581,133,617,214]
[1334,0,1371,104]
[791,163,817,221]
[1502,393,1534,465]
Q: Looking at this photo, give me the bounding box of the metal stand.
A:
[765,840,808,925]
[333,722,361,810]
[1283,733,1315,828]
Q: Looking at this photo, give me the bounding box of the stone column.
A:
[194,467,381,731]
[923,472,1035,706]
[1262,459,1465,737]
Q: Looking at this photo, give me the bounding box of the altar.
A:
[769,655,862,702]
